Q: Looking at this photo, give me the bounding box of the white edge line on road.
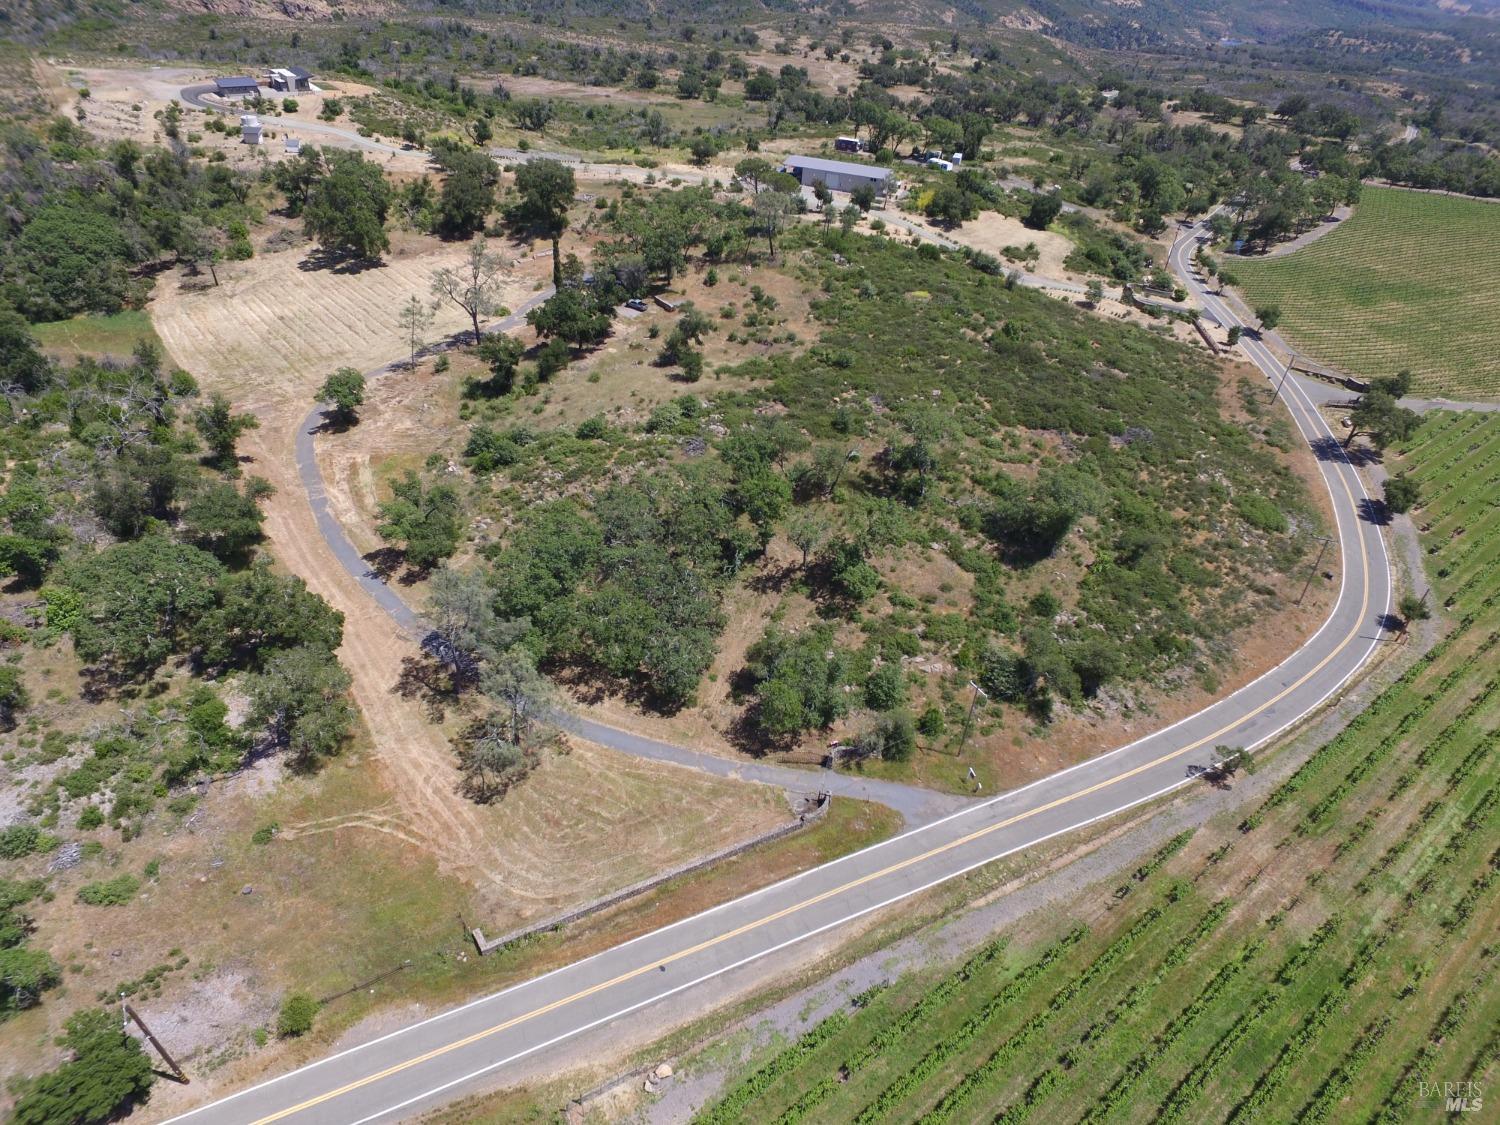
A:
[161,216,1392,1125]
[334,283,1395,1123]
[337,723,1337,1125]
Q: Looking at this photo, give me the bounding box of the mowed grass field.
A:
[30,308,162,362]
[693,411,1500,1124]
[1233,187,1500,398]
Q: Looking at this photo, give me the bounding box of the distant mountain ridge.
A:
[4,0,1491,45]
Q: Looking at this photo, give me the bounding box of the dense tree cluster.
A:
[1362,138,1500,198]
[485,477,729,709]
[11,1008,154,1125]
[746,626,850,740]
[457,191,1316,733]
[0,119,254,323]
[0,316,352,768]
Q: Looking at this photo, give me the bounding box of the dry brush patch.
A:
[668,410,1500,1125]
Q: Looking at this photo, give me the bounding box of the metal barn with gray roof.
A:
[780,155,894,197]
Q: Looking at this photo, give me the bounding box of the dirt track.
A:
[151,230,789,922]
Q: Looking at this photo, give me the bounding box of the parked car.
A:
[625,298,647,312]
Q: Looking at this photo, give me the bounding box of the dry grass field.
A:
[147,224,799,916]
[0,695,883,1120]
[150,225,529,410]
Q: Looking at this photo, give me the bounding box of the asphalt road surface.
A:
[163,217,1392,1125]
[288,291,969,828]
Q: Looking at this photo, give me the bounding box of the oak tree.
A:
[431,238,509,345]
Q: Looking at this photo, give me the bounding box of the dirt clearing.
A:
[925,209,1080,280]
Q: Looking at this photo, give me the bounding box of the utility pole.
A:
[957,680,988,758]
[1270,351,1296,403]
[1296,535,1335,606]
[123,998,188,1084]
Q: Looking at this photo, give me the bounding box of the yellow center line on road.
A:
[250,357,1373,1125]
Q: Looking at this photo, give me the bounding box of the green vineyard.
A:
[693,411,1500,1123]
[1233,187,1500,399]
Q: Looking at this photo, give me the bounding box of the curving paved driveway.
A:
[163,218,1392,1125]
[292,294,968,827]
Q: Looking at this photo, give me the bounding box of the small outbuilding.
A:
[240,114,263,145]
[781,155,893,199]
[215,76,260,99]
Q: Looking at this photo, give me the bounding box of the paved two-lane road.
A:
[164,217,1391,1125]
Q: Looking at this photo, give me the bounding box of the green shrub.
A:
[250,823,279,846]
[1235,493,1288,534]
[277,992,318,1037]
[77,806,105,830]
[464,426,523,471]
[58,755,117,800]
[0,945,61,1013]
[864,663,906,711]
[856,711,917,762]
[917,706,946,737]
[0,825,42,860]
[1027,590,1061,619]
[77,875,140,907]
[0,666,30,729]
[536,339,571,381]
[979,645,1027,703]
[575,415,608,440]
[38,731,72,763]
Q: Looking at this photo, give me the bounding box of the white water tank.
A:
[240,114,263,144]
